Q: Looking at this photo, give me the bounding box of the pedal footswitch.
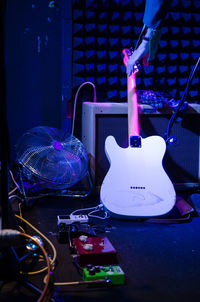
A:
[83,265,125,285]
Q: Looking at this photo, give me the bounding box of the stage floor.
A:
[1,191,200,302]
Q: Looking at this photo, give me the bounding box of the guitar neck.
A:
[127,73,139,138]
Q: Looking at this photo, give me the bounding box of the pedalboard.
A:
[82,265,125,285]
[72,236,117,266]
[57,214,89,225]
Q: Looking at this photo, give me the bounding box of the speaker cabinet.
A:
[82,102,200,192]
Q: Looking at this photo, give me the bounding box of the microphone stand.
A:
[165,56,200,144]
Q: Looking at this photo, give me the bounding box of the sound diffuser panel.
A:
[72,0,200,103]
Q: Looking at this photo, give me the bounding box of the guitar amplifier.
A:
[82,102,200,192]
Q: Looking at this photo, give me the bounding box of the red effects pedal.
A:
[72,236,118,266]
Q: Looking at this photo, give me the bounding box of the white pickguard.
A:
[100,135,176,218]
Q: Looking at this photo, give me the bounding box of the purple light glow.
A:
[52,141,63,150]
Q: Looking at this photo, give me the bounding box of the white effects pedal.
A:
[57,214,89,225]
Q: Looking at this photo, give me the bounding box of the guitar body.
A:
[100,135,176,218]
[100,48,176,218]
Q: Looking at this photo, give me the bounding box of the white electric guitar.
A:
[100,49,176,218]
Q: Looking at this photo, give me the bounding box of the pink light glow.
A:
[127,73,139,137]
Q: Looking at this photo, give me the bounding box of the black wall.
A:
[72,0,200,103]
[5,0,71,162]
[4,0,200,162]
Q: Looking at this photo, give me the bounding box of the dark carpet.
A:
[1,191,200,302]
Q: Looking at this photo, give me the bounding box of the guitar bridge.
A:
[130,136,141,148]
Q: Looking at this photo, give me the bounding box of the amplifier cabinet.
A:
[82,102,200,192]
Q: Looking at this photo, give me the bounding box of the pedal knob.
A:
[94,266,101,272]
[86,264,93,270]
[88,267,96,275]
[79,235,88,242]
[83,243,93,250]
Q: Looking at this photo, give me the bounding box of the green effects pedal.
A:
[82,265,125,285]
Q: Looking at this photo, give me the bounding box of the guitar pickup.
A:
[130,136,141,148]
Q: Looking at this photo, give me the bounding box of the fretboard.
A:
[127,72,139,138]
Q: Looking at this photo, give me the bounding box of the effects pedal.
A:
[70,224,96,238]
[57,214,88,226]
[73,236,117,266]
[83,265,125,285]
[70,214,89,223]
